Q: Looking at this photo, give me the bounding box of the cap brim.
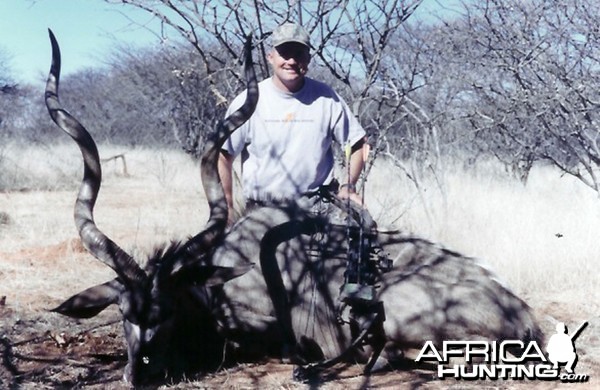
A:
[274,39,312,49]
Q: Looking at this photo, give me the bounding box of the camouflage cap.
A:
[271,22,311,48]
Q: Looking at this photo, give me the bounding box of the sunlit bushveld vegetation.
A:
[1,0,599,313]
[0,2,599,386]
[1,143,598,304]
[2,0,599,193]
[0,0,597,309]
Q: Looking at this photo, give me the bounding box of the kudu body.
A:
[211,203,544,369]
[46,29,543,385]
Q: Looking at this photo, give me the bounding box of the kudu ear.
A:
[51,279,123,319]
[174,264,254,287]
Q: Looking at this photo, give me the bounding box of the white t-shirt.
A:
[224,77,365,201]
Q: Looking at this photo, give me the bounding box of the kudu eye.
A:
[142,356,150,365]
[144,327,157,343]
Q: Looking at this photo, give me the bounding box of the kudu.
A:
[46,28,544,386]
[45,29,259,384]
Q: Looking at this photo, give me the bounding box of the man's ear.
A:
[305,52,312,71]
[267,49,275,65]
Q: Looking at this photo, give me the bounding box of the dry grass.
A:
[365,159,600,300]
[1,144,208,308]
[1,144,598,388]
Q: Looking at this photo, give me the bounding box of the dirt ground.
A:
[1,238,598,389]
[1,153,598,389]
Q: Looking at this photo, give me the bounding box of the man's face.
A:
[268,42,311,92]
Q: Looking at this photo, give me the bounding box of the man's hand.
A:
[337,183,364,207]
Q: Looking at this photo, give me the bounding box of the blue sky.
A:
[0,0,453,88]
[0,0,159,86]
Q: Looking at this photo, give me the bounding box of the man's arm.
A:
[338,137,368,206]
[217,150,235,224]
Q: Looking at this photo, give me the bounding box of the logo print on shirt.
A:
[265,112,313,123]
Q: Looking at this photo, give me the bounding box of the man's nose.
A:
[284,55,298,64]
